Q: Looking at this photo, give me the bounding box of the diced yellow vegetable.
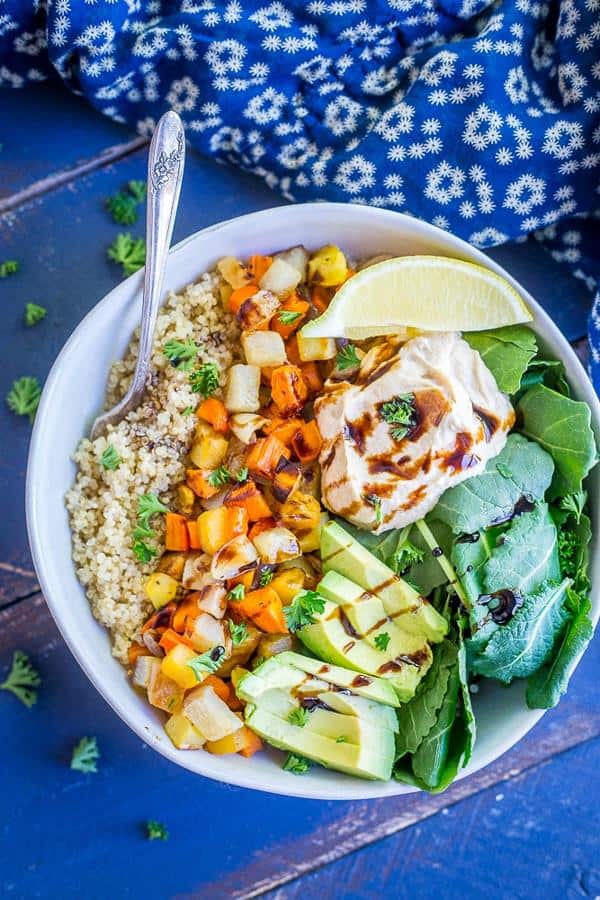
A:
[165,713,206,750]
[276,491,322,552]
[205,724,249,755]
[147,666,184,714]
[307,244,348,286]
[252,526,301,564]
[241,330,286,368]
[230,666,250,689]
[189,430,229,469]
[270,567,306,605]
[144,572,178,609]
[183,684,244,742]
[217,255,252,289]
[297,333,337,362]
[219,281,233,307]
[225,364,261,413]
[177,483,195,517]
[161,643,199,690]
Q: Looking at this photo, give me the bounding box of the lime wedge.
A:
[301,256,532,339]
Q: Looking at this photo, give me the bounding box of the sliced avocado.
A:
[304,707,394,748]
[316,691,399,733]
[245,706,394,781]
[275,651,400,707]
[321,522,447,643]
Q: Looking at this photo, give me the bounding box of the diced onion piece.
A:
[183,684,244,742]
[186,612,227,653]
[297,333,337,362]
[165,713,206,750]
[237,289,280,331]
[230,413,269,445]
[274,246,309,280]
[225,364,261,413]
[210,534,259,581]
[241,330,286,368]
[252,526,301,564]
[182,553,212,591]
[132,656,160,689]
[217,256,253,289]
[259,257,302,295]
[197,584,228,619]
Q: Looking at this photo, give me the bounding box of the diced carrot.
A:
[248,254,273,281]
[186,520,202,550]
[229,283,259,315]
[291,420,323,463]
[227,568,256,590]
[285,335,301,366]
[262,417,304,447]
[235,587,288,633]
[224,480,273,520]
[165,512,190,551]
[127,642,148,667]
[300,361,323,394]
[186,468,219,499]
[271,293,310,340]
[159,628,195,653]
[311,285,334,313]
[271,365,309,417]
[245,435,291,481]
[197,397,229,434]
[172,592,202,633]
[197,506,249,554]
[239,727,263,757]
[248,517,277,540]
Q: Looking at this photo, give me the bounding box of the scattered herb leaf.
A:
[0,259,19,278]
[24,302,47,327]
[380,393,416,442]
[288,707,309,727]
[229,620,249,645]
[70,736,100,773]
[0,651,41,707]
[146,820,169,841]
[189,363,219,398]
[137,493,169,531]
[207,466,232,488]
[128,180,147,203]
[559,490,587,524]
[163,338,198,371]
[228,584,245,602]
[106,191,138,225]
[278,310,302,325]
[236,467,249,483]
[6,376,41,423]
[282,753,311,774]
[374,632,390,652]
[182,406,195,417]
[132,539,157,563]
[107,233,146,276]
[187,647,225,679]
[258,568,274,587]
[335,343,360,371]
[364,493,383,526]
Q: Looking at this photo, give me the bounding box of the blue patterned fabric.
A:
[1,1,599,388]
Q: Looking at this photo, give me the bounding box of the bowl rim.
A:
[26,202,600,800]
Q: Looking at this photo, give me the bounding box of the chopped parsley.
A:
[282,753,311,774]
[70,736,100,773]
[207,466,232,488]
[106,191,138,226]
[560,490,587,524]
[24,302,47,327]
[6,376,41,423]
[336,736,348,744]
[288,707,309,727]
[228,620,249,645]
[186,647,225,679]
[137,493,169,531]
[0,651,41,707]
[163,338,198,371]
[128,180,147,203]
[278,310,302,325]
[146,820,169,841]
[189,362,220,397]
[380,393,416,441]
[374,632,390,652]
[365,493,383,526]
[284,590,326,632]
[182,406,195,417]
[100,444,121,471]
[335,343,360,371]
[107,233,146,276]
[236,467,249,483]
[390,539,425,575]
[132,539,157,563]
[228,584,245,602]
[0,260,19,278]
[258,568,274,587]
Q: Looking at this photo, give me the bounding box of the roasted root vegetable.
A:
[229,413,269,445]
[217,256,253,289]
[189,427,229,470]
[161,643,200,689]
[259,256,302,295]
[228,283,259,315]
[241,330,286,368]
[291,420,323,463]
[271,294,310,340]
[144,572,179,609]
[272,460,301,503]
[186,468,220,499]
[147,665,184,713]
[165,712,206,749]
[248,254,273,281]
[225,364,261,413]
[270,365,308,416]
[206,724,261,755]
[196,583,228,618]
[239,728,264,758]
[172,592,201,632]
[245,435,290,481]
[224,480,272,521]
[269,567,307,605]
[297,333,337,362]
[308,244,348,286]
[237,289,280,331]
[216,627,261,676]
[210,534,258,581]
[165,513,190,551]
[133,656,160,690]
[262,417,303,447]
[251,526,301,565]
[182,554,211,591]
[276,491,322,552]
[157,552,187,582]
[274,246,308,280]
[196,397,229,433]
[234,587,288,633]
[177,484,195,517]
[158,628,195,654]
[185,612,228,653]
[197,507,248,554]
[183,684,244,742]
[257,632,294,659]
[186,520,202,550]
[300,362,323,395]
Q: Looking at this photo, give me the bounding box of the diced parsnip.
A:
[189,430,229,469]
[216,627,261,677]
[229,413,269,445]
[237,289,280,331]
[177,484,195,517]
[210,534,258,581]
[252,526,301,565]
[198,507,248,555]
[183,684,244,742]
[217,256,253,289]
[225,364,261,413]
[182,553,212,591]
[157,552,187,582]
[197,584,228,619]
[259,256,303,295]
[186,612,227,653]
[147,666,184,714]
[257,632,294,659]
[133,656,161,690]
[165,713,206,750]
[161,643,200,690]
[144,572,179,609]
[275,246,309,280]
[241,330,286,368]
[270,567,307,605]
[205,723,253,755]
[307,244,348,286]
[296,332,337,362]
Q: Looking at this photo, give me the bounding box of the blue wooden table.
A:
[0,83,597,900]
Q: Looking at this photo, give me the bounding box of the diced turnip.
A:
[225,364,261,413]
[230,413,269,445]
[182,553,212,591]
[183,684,244,742]
[274,246,309,280]
[217,255,252,289]
[242,330,286,368]
[297,333,337,362]
[186,612,227,653]
[252,526,301,564]
[210,535,259,581]
[197,583,228,619]
[259,257,302,295]
[165,713,206,750]
[147,665,184,713]
[133,656,160,690]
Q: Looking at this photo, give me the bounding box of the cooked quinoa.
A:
[66,271,239,663]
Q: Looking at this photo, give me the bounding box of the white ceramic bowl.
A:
[26,203,600,800]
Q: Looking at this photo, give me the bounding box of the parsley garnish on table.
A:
[335,343,360,371]
[282,753,311,774]
[0,651,41,707]
[163,338,198,371]
[0,259,19,278]
[70,736,100,773]
[107,233,146,277]
[189,362,220,397]
[106,180,147,225]
[380,393,416,441]
[24,302,47,327]
[284,590,326,632]
[6,376,41,423]
[146,820,169,841]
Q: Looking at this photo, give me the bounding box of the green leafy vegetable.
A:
[288,707,309,727]
[559,490,587,524]
[278,310,302,325]
[100,445,121,471]
[6,376,41,423]
[518,384,597,498]
[128,180,147,203]
[464,325,537,394]
[228,620,249,645]
[379,393,416,441]
[189,363,220,397]
[0,651,41,707]
[106,191,138,225]
[146,820,169,841]
[282,753,311,774]
[374,632,390,651]
[228,584,245,602]
[187,648,225,679]
[163,338,198,371]
[515,358,570,401]
[207,466,232,488]
[0,259,19,278]
[182,405,195,417]
[435,434,554,534]
[395,641,456,758]
[107,233,146,276]
[284,590,326,632]
[391,538,425,573]
[336,343,360,371]
[70,736,100,773]
[483,503,560,595]
[24,302,47,327]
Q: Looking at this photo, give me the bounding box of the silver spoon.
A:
[90,111,186,440]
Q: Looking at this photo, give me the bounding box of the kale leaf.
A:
[464,325,537,394]
[395,640,456,758]
[483,502,560,596]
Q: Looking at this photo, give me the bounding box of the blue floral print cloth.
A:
[1,0,599,388]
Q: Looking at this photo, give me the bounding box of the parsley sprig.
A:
[189,362,220,397]
[284,590,326,632]
[187,646,225,679]
[132,493,168,562]
[100,445,121,471]
[335,343,360,371]
[106,180,147,225]
[163,338,198,372]
[0,260,19,278]
[560,490,587,524]
[6,376,41,423]
[107,233,146,277]
[283,753,311,774]
[278,310,302,325]
[146,820,169,841]
[208,466,232,488]
[374,632,390,651]
[24,302,47,327]
[228,584,245,602]
[258,568,274,587]
[70,736,100,773]
[228,620,249,645]
[380,393,416,441]
[365,493,383,526]
[288,707,308,727]
[0,651,41,707]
